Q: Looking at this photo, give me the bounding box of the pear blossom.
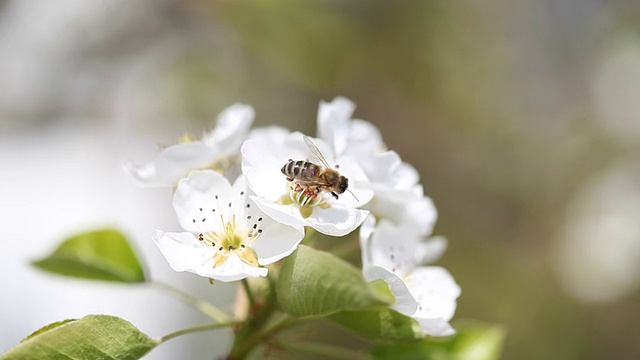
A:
[241,131,374,236]
[153,170,304,282]
[124,103,254,187]
[360,217,460,336]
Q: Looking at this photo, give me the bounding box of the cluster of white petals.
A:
[317,97,460,336]
[127,97,461,324]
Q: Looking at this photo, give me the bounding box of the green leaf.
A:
[32,229,146,283]
[329,307,423,341]
[1,315,158,360]
[277,245,392,318]
[370,321,506,360]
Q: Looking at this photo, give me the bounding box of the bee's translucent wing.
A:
[303,136,332,169]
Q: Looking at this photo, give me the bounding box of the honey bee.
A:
[281,136,354,200]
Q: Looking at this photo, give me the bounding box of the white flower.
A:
[124,103,254,187]
[152,170,304,282]
[360,217,460,336]
[241,131,374,236]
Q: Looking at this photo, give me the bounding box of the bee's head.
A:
[338,176,348,194]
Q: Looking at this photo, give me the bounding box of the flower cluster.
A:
[127,97,460,335]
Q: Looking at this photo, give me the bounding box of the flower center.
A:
[279,182,330,218]
[197,212,264,269]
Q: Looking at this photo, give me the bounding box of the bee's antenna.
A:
[347,189,359,202]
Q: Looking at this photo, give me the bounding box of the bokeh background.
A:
[2,1,640,359]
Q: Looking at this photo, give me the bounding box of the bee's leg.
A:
[286,177,293,182]
[331,192,339,200]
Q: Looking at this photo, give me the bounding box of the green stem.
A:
[150,280,230,323]
[157,320,242,343]
[301,226,317,246]
[241,279,255,307]
[281,341,366,360]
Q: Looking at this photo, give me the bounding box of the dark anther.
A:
[212,209,216,212]
[246,204,250,208]
[247,215,252,220]
[240,191,245,195]
[215,195,219,199]
[218,246,223,251]
[258,217,263,221]
[253,224,257,229]
[228,245,233,250]
[199,208,202,211]
[258,229,263,233]
[202,218,206,222]
[241,244,246,248]
[192,219,196,223]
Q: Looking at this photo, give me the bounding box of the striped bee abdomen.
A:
[282,160,321,181]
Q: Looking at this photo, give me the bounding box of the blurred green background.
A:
[2,1,640,359]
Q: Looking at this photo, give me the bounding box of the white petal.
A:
[332,156,374,208]
[305,206,369,236]
[286,132,336,162]
[152,230,206,272]
[359,214,377,270]
[195,253,268,282]
[355,150,402,188]
[415,236,448,265]
[173,170,234,233]
[247,125,291,143]
[394,161,420,190]
[124,141,217,187]
[349,119,384,149]
[244,162,288,202]
[317,97,356,157]
[250,196,306,229]
[370,188,437,236]
[365,220,422,277]
[404,266,461,322]
[250,218,304,265]
[203,103,254,152]
[152,231,267,282]
[416,318,456,337]
[363,266,418,315]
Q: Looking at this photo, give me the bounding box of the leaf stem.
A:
[150,280,230,323]
[157,320,242,343]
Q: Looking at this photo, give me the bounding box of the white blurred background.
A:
[2,0,640,359]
